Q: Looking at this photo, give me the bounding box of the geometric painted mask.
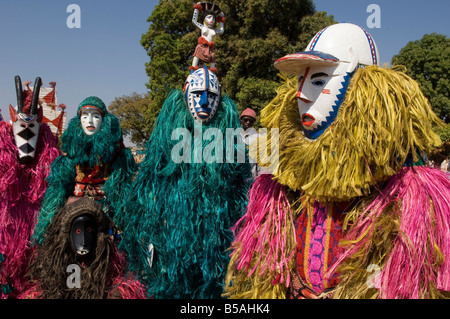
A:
[9,76,42,163]
[274,23,379,140]
[294,63,353,139]
[184,65,221,124]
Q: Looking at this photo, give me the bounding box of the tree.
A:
[392,33,450,163]
[392,33,449,121]
[140,0,336,122]
[108,92,157,146]
[221,10,336,118]
[110,1,336,144]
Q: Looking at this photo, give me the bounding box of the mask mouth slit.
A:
[196,111,210,118]
[302,113,315,126]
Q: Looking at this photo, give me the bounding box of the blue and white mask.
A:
[184,66,221,123]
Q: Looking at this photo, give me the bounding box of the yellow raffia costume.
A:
[224,65,449,299]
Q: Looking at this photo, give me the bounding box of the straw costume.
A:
[224,23,450,299]
[120,65,252,299]
[32,96,137,246]
[20,198,146,299]
[0,76,60,298]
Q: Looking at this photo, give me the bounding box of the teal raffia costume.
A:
[120,66,252,299]
[33,96,137,246]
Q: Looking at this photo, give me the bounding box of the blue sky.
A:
[314,0,449,66]
[0,0,448,146]
[0,0,158,129]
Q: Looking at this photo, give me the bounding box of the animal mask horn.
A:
[11,75,43,164]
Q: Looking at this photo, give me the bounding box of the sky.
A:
[0,0,448,146]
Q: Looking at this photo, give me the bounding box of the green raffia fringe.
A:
[33,114,137,245]
[119,89,252,299]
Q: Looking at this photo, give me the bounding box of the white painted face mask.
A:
[80,107,103,136]
[274,23,380,139]
[295,63,352,139]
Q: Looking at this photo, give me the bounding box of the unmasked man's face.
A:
[80,108,103,136]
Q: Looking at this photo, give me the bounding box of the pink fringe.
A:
[230,174,296,286]
[111,276,148,299]
[109,246,148,299]
[16,284,41,299]
[0,122,21,203]
[0,122,60,203]
[330,166,450,298]
[0,122,60,297]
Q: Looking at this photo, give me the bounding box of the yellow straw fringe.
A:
[224,65,446,299]
[223,250,292,299]
[332,197,398,299]
[253,66,443,202]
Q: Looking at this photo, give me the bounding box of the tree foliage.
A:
[109,1,336,144]
[140,0,336,121]
[392,33,450,161]
[392,33,449,121]
[108,92,157,146]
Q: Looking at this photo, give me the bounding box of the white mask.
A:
[80,108,103,136]
[296,63,352,139]
[274,23,380,139]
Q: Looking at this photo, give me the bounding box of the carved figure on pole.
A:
[190,2,225,73]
